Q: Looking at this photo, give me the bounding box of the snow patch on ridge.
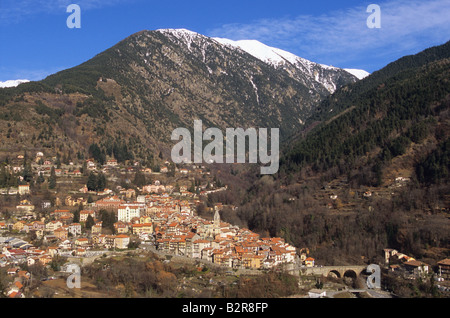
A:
[155,29,370,83]
[0,79,30,88]
[213,37,296,66]
[344,69,370,80]
[157,28,205,51]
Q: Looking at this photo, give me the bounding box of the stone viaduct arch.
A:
[300,265,368,279]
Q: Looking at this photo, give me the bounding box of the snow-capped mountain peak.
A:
[213,37,301,66]
[0,79,30,88]
[156,28,207,44]
[152,29,368,94]
[156,28,211,53]
[343,69,370,80]
[211,36,369,93]
[213,37,346,71]
[154,29,370,85]
[157,28,202,38]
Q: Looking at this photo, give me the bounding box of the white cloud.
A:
[208,0,450,71]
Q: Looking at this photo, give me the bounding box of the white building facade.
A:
[117,205,141,223]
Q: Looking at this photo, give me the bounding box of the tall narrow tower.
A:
[213,209,221,237]
[214,209,220,227]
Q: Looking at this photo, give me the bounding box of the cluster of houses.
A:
[384,248,448,281]
[384,248,433,278]
[119,194,299,269]
[1,187,299,279]
[90,193,299,270]
[383,249,450,292]
[0,152,301,300]
[3,267,31,298]
[0,237,49,297]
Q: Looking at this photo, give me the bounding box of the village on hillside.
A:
[1,152,449,298]
[0,152,302,298]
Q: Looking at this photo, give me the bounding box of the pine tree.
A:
[0,166,7,188]
[82,160,88,176]
[85,214,95,230]
[22,163,33,183]
[73,209,80,223]
[97,173,106,191]
[56,153,61,169]
[49,167,56,189]
[89,143,106,165]
[87,172,98,191]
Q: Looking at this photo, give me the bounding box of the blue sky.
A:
[1,0,449,82]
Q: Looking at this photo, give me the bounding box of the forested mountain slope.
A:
[0,29,359,166]
[213,41,450,266]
